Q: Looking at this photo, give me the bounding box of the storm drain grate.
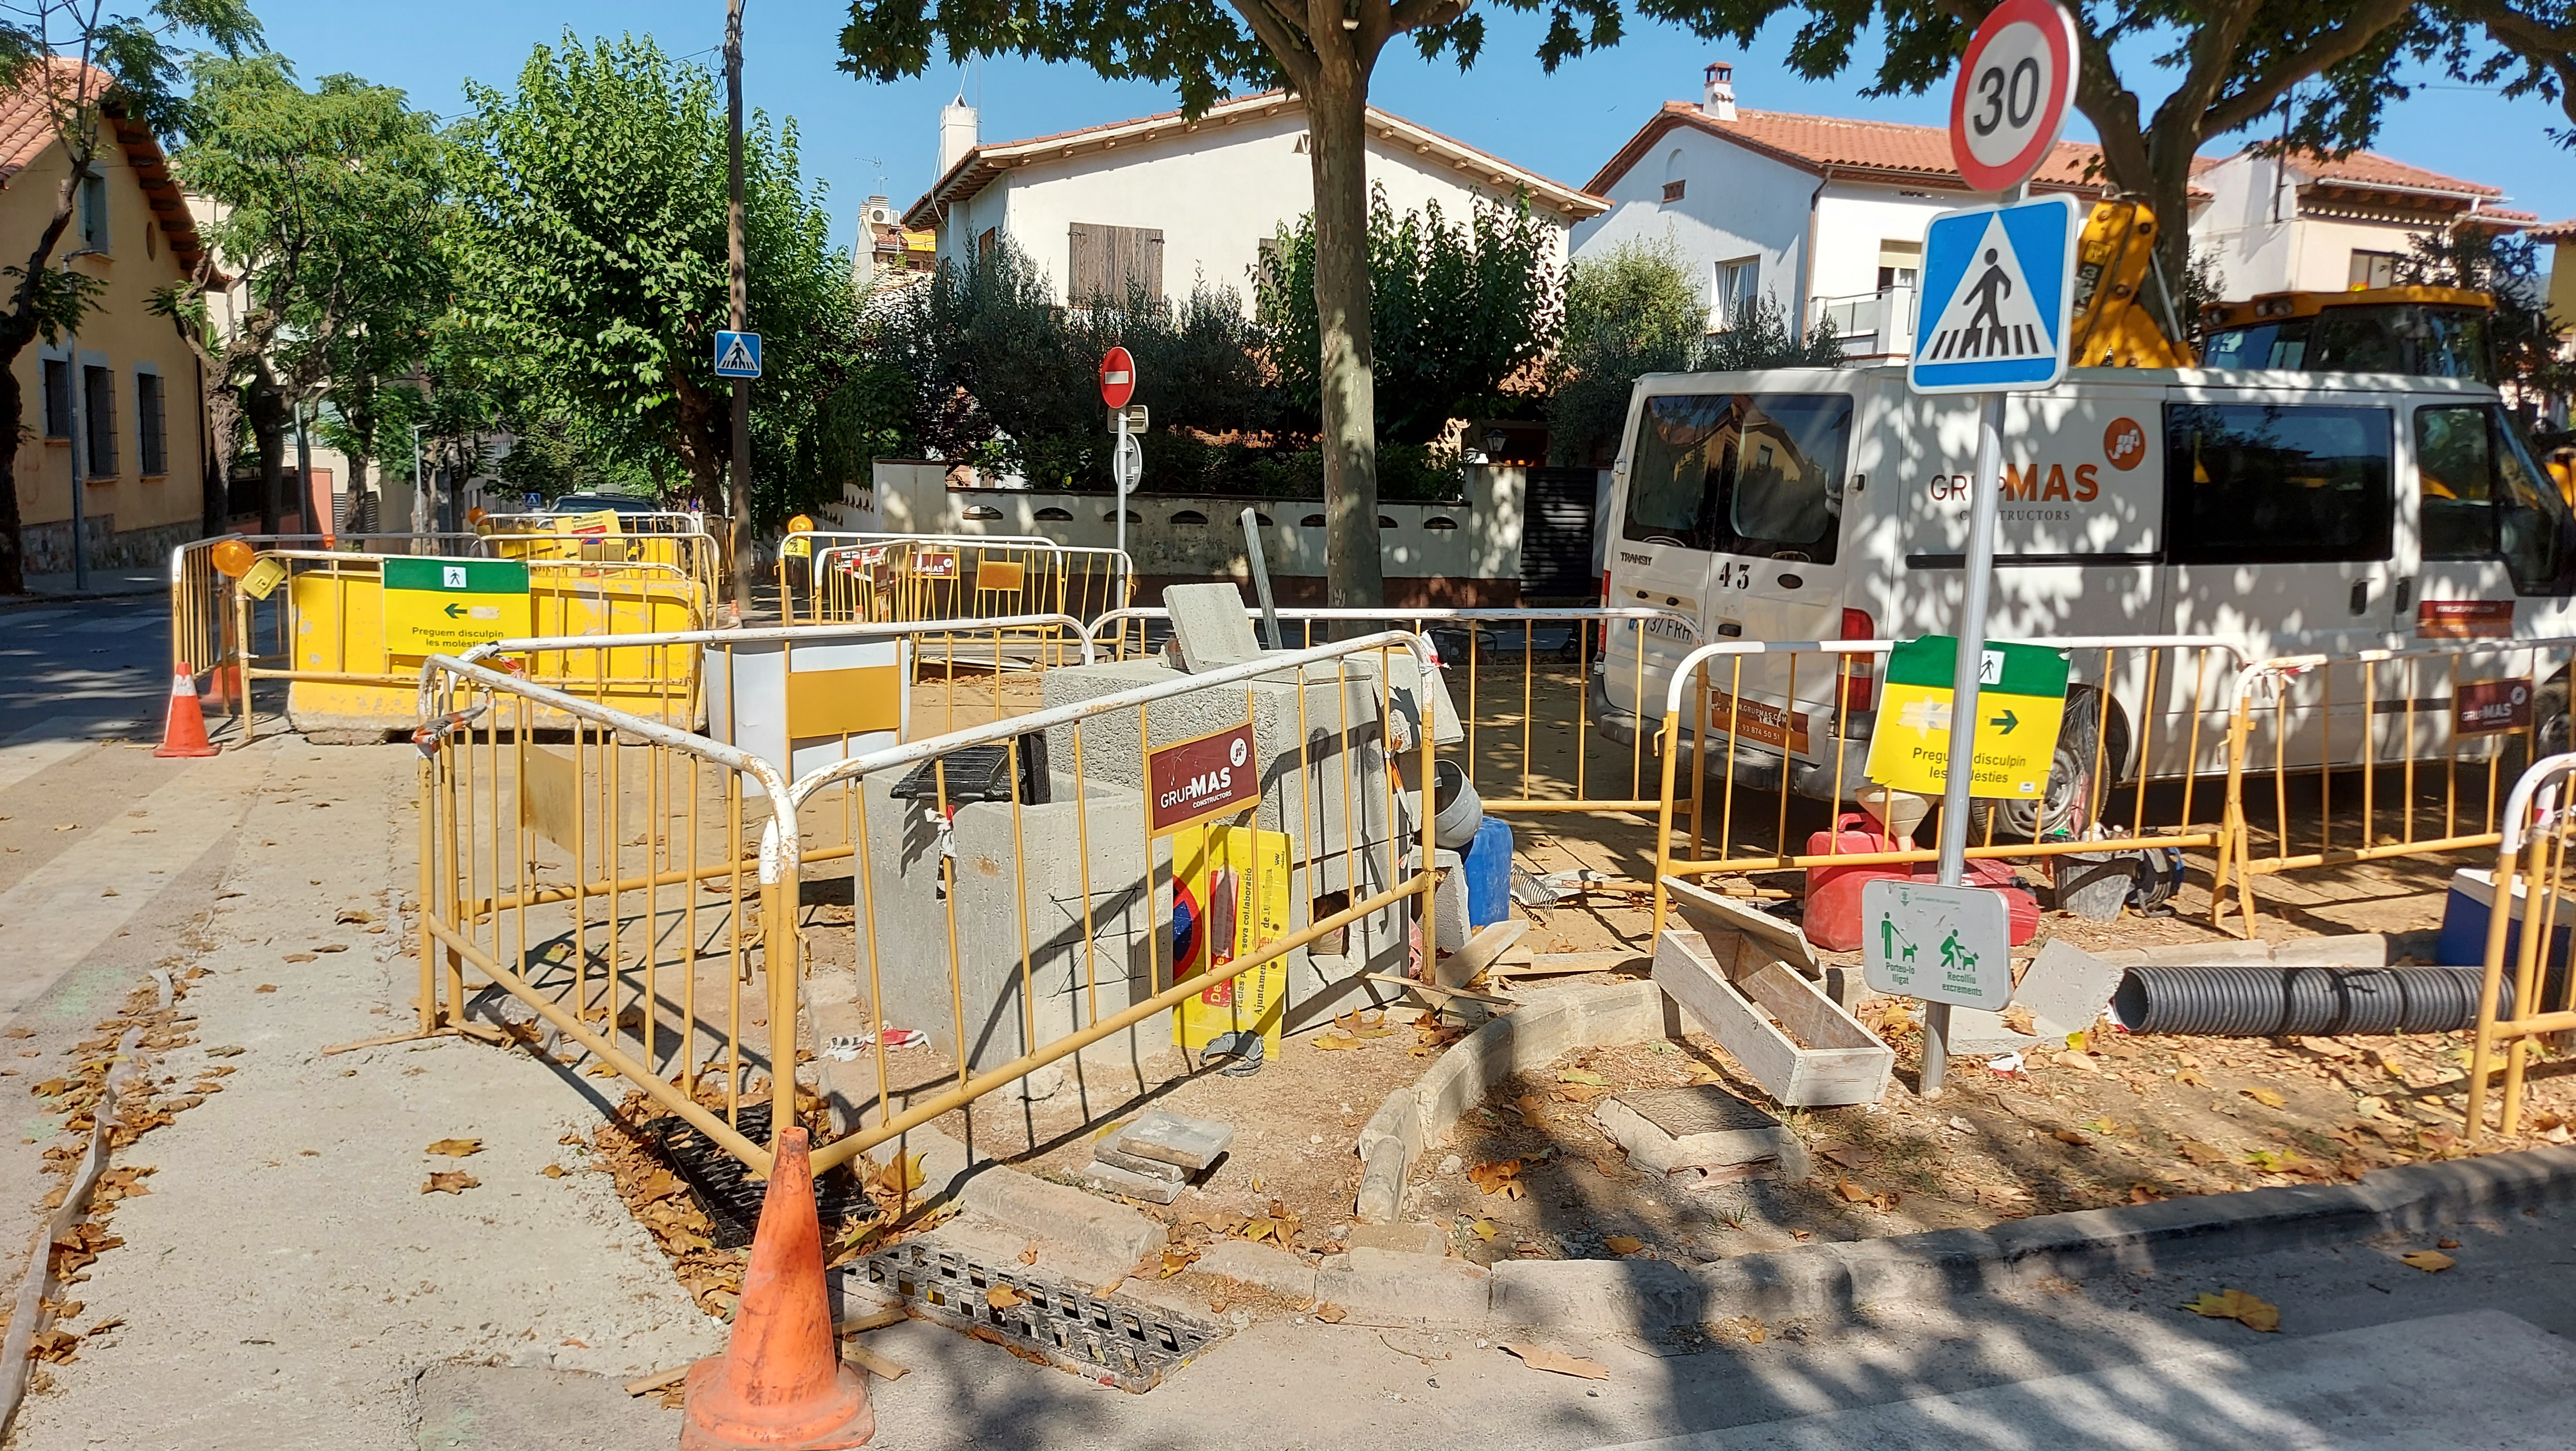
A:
[857,1242,1226,1392]
[640,1104,875,1249]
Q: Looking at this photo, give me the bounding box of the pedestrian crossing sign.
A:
[1907,193,2082,395]
[714,329,762,379]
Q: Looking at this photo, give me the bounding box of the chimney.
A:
[1703,61,1736,121]
[938,97,978,178]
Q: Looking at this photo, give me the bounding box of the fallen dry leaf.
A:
[1470,1219,1500,1243]
[541,1164,567,1179]
[423,1171,480,1195]
[1603,1235,1645,1255]
[1313,1303,1347,1324]
[1158,1249,1199,1279]
[2177,1140,2229,1167]
[426,1138,484,1158]
[2055,1050,2098,1073]
[2129,1183,2162,1204]
[2401,1250,2456,1273]
[2176,1069,2211,1088]
[1836,1179,1875,1203]
[1018,1247,1038,1265]
[2185,1288,2280,1332]
[2438,1238,2461,1249]
[987,1285,1025,1310]
[2001,1005,2036,1034]
[1557,1068,1608,1087]
[1500,1342,1610,1380]
[1716,1315,1767,1344]
[1092,1278,1124,1297]
[1467,1160,1526,1199]
[1312,1034,1362,1052]
[1333,1009,1394,1040]
[2245,1148,2299,1173]
[2242,1086,2287,1109]
[255,984,278,994]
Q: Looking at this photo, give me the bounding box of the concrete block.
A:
[2015,938,2126,1036]
[1111,1111,1235,1171]
[1346,1221,1446,1256]
[1594,1088,1804,1179]
[1311,1247,1487,1325]
[1193,1239,1318,1302]
[1092,1144,1188,1181]
[943,1145,1165,1265]
[1356,1083,1424,1165]
[2138,937,2276,966]
[1488,1257,1705,1333]
[1355,1138,1407,1224]
[2272,933,2407,967]
[1945,1007,2043,1057]
[1079,1159,1185,1205]
[1164,583,1267,672]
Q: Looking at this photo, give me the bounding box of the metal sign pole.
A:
[1113,411,1130,565]
[1921,388,2007,1098]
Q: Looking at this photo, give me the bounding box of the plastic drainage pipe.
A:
[2110,964,2519,1038]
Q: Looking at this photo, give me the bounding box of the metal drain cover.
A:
[857,1241,1225,1392]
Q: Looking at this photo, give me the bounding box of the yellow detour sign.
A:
[1172,824,1290,1058]
[560,509,622,538]
[1863,635,2069,799]
[382,557,532,656]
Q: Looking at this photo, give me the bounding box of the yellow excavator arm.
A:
[2066,201,2196,368]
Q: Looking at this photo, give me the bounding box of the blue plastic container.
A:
[2438,866,2574,972]
[1462,816,1513,928]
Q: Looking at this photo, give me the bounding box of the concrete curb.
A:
[1355,979,1672,1222]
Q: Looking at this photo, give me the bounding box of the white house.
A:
[902,90,1605,306]
[1574,62,2138,361]
[2191,147,2532,299]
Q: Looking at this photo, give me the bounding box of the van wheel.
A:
[1962,686,2131,845]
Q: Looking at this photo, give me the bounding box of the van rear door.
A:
[1600,393,1725,729]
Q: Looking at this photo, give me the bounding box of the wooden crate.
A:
[1655,926,1892,1107]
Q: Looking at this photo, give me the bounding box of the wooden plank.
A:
[1656,928,1892,1108]
[1661,876,1819,977]
[1654,929,1801,1101]
[1363,972,1515,1007]
[1489,950,1646,980]
[1436,920,1529,990]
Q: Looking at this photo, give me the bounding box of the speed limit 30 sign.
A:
[1948,0,2080,193]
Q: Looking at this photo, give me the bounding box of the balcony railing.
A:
[1807,285,1916,359]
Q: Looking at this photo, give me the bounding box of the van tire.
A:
[1962,686,2131,844]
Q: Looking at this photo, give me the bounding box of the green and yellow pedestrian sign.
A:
[383,557,531,657]
[1863,635,2068,799]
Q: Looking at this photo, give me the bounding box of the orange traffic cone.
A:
[681,1127,874,1449]
[152,662,220,759]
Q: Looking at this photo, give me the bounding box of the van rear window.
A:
[2164,403,2393,564]
[1624,393,1852,562]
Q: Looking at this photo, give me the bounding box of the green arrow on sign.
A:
[1989,708,2019,734]
[445,602,468,619]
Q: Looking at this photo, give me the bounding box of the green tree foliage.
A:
[1546,236,1704,466]
[164,53,445,535]
[2395,226,2576,412]
[1656,0,2575,285]
[0,0,260,591]
[443,33,857,526]
[1255,186,1562,445]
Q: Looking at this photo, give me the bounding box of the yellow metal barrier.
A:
[1097,605,1699,825]
[2467,750,2576,1142]
[232,550,709,739]
[2211,639,2576,934]
[414,654,801,1171]
[479,517,724,602]
[780,628,1442,1176]
[169,531,479,677]
[1647,635,2247,938]
[782,533,1133,631]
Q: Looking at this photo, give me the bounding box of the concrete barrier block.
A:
[1355,1138,1408,1224]
[1489,1257,1705,1333]
[1312,1247,1487,1324]
[958,1157,1165,1269]
[1194,1240,1318,1303]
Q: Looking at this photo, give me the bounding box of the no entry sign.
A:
[1948,0,2080,193]
[1099,346,1136,410]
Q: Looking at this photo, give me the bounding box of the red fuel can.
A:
[1803,813,1912,951]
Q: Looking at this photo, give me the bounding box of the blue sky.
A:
[253,1,2574,252]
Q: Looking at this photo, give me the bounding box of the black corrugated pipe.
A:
[2110,964,2534,1038]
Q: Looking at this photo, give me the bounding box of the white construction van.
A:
[1594,364,2576,822]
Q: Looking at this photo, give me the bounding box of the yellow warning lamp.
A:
[788,514,813,534]
[209,538,256,579]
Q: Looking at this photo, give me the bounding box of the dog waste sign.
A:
[1861,878,2012,1007]
[1864,634,2067,799]
[382,557,531,656]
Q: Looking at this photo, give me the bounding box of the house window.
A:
[1876,240,1922,292]
[77,172,106,253]
[135,369,165,476]
[41,358,70,439]
[2349,250,2399,290]
[1662,179,1686,202]
[1068,222,1164,304]
[975,226,998,260]
[81,365,114,479]
[1712,257,1760,331]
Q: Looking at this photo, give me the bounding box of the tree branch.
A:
[2198,0,2414,137]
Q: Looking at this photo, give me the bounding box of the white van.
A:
[1593,364,2576,827]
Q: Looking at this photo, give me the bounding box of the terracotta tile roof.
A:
[905,89,1604,231]
[2293,148,2500,198]
[2531,218,2576,243]
[1587,103,2209,201]
[0,57,211,279]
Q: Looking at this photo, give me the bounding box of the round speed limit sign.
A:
[1948,0,2080,193]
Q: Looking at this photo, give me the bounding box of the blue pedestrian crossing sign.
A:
[1908,193,2082,395]
[714,330,762,379]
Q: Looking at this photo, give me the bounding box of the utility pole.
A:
[724,0,754,612]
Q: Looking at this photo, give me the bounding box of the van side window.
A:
[2419,403,2574,593]
[2164,403,2393,564]
[1623,395,1738,548]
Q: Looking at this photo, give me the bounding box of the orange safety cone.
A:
[681,1127,874,1449]
[152,662,221,759]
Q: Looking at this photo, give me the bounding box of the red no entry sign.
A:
[1949,0,2080,194]
[1099,347,1136,410]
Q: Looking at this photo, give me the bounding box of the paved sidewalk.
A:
[9,739,720,1449]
